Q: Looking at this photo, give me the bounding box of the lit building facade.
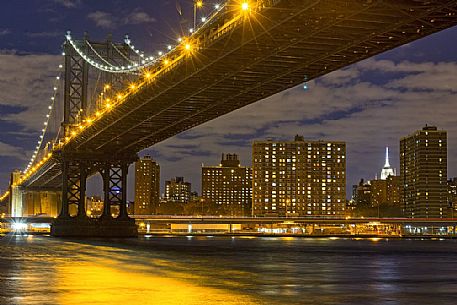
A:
[448,178,457,217]
[165,177,191,203]
[400,126,447,218]
[134,156,160,215]
[202,154,252,216]
[370,179,387,207]
[386,175,401,206]
[353,179,371,207]
[252,136,346,216]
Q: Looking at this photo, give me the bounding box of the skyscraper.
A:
[165,177,191,203]
[380,147,396,180]
[134,156,160,215]
[400,125,447,218]
[202,154,252,216]
[252,136,346,216]
[386,175,401,206]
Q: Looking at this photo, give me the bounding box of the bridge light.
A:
[116,94,123,100]
[86,118,93,124]
[201,17,207,22]
[71,131,76,136]
[196,1,203,8]
[215,4,220,10]
[144,72,152,79]
[104,84,111,90]
[167,45,172,50]
[185,43,192,51]
[95,111,101,117]
[129,83,136,90]
[241,2,249,11]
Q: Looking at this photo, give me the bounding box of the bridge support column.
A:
[10,185,24,217]
[51,154,137,237]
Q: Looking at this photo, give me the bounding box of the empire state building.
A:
[380,147,395,180]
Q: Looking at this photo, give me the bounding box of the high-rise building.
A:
[380,147,396,180]
[400,125,447,218]
[202,154,252,216]
[371,179,387,207]
[165,177,191,203]
[134,156,160,215]
[448,178,457,217]
[353,179,372,207]
[252,136,346,216]
[386,175,401,206]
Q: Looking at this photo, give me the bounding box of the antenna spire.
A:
[384,147,390,168]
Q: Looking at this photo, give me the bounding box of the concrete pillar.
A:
[10,185,24,217]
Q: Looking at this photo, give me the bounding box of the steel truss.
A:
[63,42,88,136]
[63,35,137,136]
[101,161,129,220]
[58,153,137,221]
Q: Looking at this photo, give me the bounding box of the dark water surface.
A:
[1,235,457,305]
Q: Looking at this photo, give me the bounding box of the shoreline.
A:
[2,231,456,240]
[140,232,457,239]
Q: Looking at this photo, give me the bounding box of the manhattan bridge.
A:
[0,0,456,236]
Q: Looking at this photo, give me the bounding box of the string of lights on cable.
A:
[66,2,224,74]
[24,65,63,173]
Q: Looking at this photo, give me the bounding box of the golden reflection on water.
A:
[56,255,260,305]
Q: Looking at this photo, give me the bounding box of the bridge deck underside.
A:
[23,0,457,188]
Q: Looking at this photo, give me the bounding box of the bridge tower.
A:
[51,35,138,237]
[10,170,23,217]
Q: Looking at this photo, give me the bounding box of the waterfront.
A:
[1,235,457,304]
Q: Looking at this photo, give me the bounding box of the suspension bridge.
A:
[0,0,456,236]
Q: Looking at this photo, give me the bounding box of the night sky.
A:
[1,0,457,200]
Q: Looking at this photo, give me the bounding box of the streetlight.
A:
[194,1,203,29]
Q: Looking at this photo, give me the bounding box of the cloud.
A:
[0,29,10,36]
[0,53,61,131]
[26,31,62,38]
[0,141,28,160]
[54,0,80,8]
[87,11,116,29]
[124,11,156,25]
[87,9,156,29]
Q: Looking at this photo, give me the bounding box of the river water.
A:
[1,235,457,305]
